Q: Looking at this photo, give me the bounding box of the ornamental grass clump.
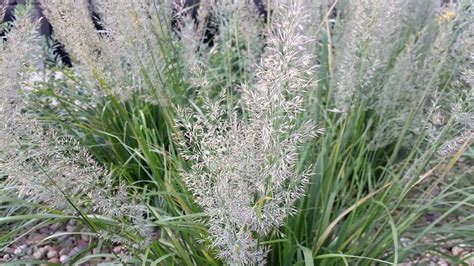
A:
[174,1,320,263]
[328,0,472,153]
[0,103,154,249]
[0,4,153,259]
[1,0,473,265]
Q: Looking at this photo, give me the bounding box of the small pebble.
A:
[66,225,76,232]
[68,246,81,257]
[420,258,430,263]
[113,246,122,254]
[68,219,77,226]
[64,238,74,247]
[47,249,58,259]
[33,247,47,259]
[59,255,69,263]
[48,257,60,263]
[32,234,47,242]
[59,248,68,256]
[466,257,474,266]
[4,247,15,254]
[14,244,28,255]
[452,246,464,256]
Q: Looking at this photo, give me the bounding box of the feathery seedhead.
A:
[175,0,318,264]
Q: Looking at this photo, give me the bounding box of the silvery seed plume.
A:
[174,1,207,81]
[332,0,452,114]
[0,4,41,102]
[0,12,154,246]
[42,0,172,105]
[0,102,154,250]
[437,64,473,157]
[176,0,266,90]
[336,0,471,150]
[175,0,319,264]
[418,3,473,157]
[332,0,377,112]
[41,0,105,97]
[214,0,265,74]
[93,0,169,102]
[296,0,328,56]
[456,13,473,88]
[425,88,473,159]
[332,0,421,112]
[0,2,6,22]
[425,17,473,159]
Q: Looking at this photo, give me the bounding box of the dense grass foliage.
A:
[1,0,473,265]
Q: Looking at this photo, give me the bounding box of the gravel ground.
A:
[400,158,474,266]
[0,219,126,265]
[399,240,474,265]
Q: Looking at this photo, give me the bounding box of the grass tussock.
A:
[0,0,473,265]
